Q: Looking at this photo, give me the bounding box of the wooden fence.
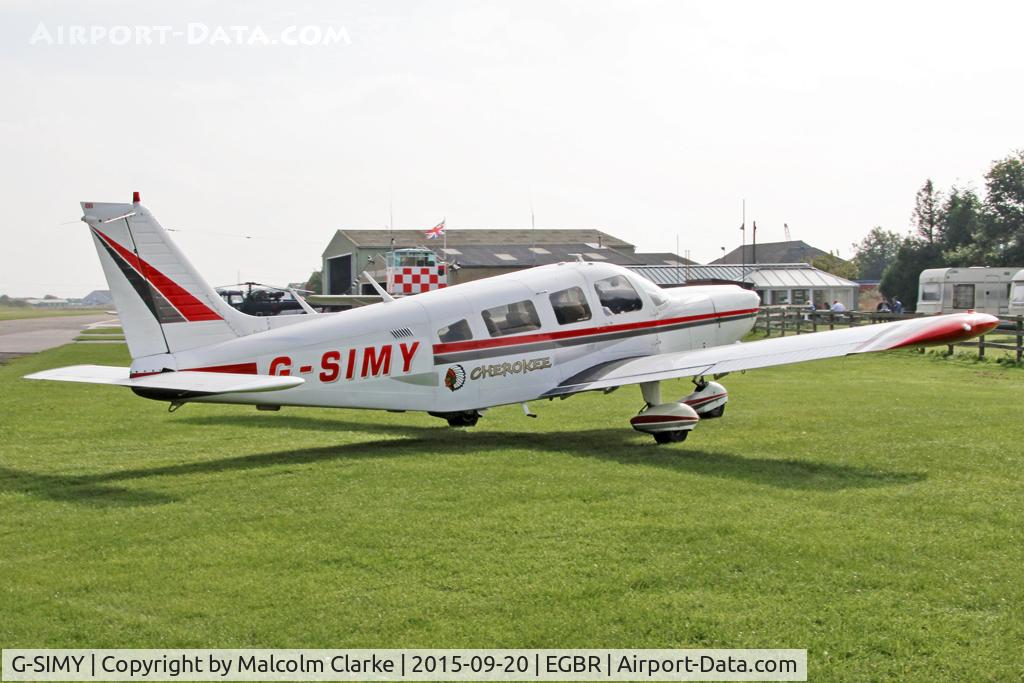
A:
[754,307,1024,363]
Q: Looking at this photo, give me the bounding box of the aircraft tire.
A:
[654,430,688,444]
[446,412,480,428]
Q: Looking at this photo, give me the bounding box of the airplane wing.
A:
[25,365,304,396]
[544,312,999,397]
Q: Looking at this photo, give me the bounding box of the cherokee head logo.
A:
[444,364,466,391]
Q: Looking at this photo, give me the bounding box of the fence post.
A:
[1017,316,1022,364]
[978,335,985,360]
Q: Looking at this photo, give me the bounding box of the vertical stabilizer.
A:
[81,195,267,359]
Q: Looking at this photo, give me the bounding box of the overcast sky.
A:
[1,1,1022,297]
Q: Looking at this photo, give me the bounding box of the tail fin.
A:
[82,194,268,358]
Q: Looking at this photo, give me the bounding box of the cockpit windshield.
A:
[633,276,669,307]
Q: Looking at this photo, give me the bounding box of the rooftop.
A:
[326,228,633,254]
[443,243,646,268]
[630,263,859,289]
[712,240,839,265]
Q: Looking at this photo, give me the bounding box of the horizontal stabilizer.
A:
[25,365,303,395]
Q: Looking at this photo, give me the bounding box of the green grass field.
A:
[0,306,106,322]
[1,344,1021,680]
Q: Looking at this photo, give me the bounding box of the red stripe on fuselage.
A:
[92,228,221,322]
[130,362,257,379]
[432,308,759,355]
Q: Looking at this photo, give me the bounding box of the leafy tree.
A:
[939,185,983,265]
[979,150,1024,265]
[880,239,944,310]
[305,270,323,294]
[0,295,27,308]
[912,179,942,244]
[851,227,902,279]
[810,251,859,279]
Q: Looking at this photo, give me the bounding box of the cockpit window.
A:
[594,275,644,314]
[549,286,592,325]
[438,319,473,342]
[634,276,668,307]
[481,299,542,337]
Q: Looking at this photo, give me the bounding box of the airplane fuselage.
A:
[129,262,760,412]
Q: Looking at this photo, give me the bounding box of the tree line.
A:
[850,149,1024,309]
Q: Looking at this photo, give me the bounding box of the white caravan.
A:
[26,195,999,444]
[917,267,1019,316]
[1010,270,1024,317]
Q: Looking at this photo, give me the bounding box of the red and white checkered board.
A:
[390,267,447,294]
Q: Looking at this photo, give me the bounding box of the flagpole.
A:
[741,198,746,284]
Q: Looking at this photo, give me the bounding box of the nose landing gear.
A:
[682,379,729,419]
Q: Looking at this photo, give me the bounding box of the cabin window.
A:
[953,284,975,309]
[549,286,592,325]
[920,283,940,302]
[438,319,472,343]
[1012,283,1024,304]
[481,299,542,337]
[397,253,434,267]
[594,275,643,314]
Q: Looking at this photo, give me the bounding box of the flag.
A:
[425,219,445,239]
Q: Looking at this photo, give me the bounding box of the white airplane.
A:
[26,194,1000,444]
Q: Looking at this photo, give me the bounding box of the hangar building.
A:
[320,228,695,295]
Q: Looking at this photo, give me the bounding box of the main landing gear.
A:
[630,378,729,444]
[429,410,482,427]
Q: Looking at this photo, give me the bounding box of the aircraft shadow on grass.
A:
[0,413,926,507]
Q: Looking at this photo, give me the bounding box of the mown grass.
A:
[1,344,1021,681]
[0,306,106,321]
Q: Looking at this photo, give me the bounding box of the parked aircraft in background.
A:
[26,194,999,444]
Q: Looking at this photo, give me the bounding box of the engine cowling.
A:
[682,381,728,418]
[630,401,700,435]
